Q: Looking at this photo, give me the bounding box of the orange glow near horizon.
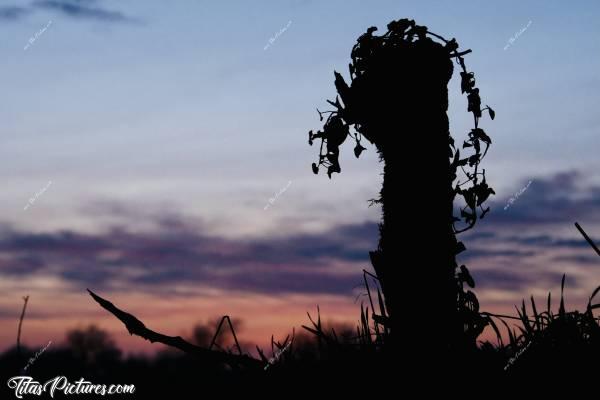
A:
[0,286,364,356]
[3,282,594,356]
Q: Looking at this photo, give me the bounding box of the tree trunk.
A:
[367,38,461,361]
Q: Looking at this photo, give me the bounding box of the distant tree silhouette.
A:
[66,325,121,364]
[191,324,213,348]
[308,19,495,361]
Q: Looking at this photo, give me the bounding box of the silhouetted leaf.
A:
[461,189,476,209]
[455,241,467,255]
[327,164,340,178]
[334,72,351,109]
[387,19,412,34]
[311,163,319,174]
[468,154,480,167]
[460,72,475,94]
[467,88,481,117]
[460,265,475,288]
[450,149,461,169]
[471,128,491,145]
[412,25,427,39]
[475,181,495,206]
[461,208,476,225]
[446,38,459,53]
[480,206,490,219]
[465,290,479,312]
[487,105,495,120]
[354,142,366,158]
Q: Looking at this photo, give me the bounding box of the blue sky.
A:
[1,0,600,352]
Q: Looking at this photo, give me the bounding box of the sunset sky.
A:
[1,0,600,354]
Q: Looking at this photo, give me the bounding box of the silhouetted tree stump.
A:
[309,19,495,366]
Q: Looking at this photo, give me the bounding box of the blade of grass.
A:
[559,274,566,318]
[530,296,541,332]
[486,316,503,347]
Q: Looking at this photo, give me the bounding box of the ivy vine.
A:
[308,18,496,235]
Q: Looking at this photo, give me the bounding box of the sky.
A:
[1,0,600,354]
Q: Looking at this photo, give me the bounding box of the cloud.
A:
[482,171,600,226]
[33,0,136,23]
[0,6,30,20]
[459,248,536,261]
[2,169,599,319]
[551,254,600,266]
[474,269,569,291]
[0,214,378,297]
[474,270,534,291]
[0,255,45,275]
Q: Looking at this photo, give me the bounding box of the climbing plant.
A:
[309,19,495,234]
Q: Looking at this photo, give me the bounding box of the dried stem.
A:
[17,295,29,355]
[575,222,600,257]
[87,289,260,368]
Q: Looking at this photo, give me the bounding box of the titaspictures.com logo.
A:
[7,376,135,398]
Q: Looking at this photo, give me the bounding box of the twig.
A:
[363,271,376,314]
[481,311,535,323]
[86,289,260,368]
[209,315,243,355]
[575,222,600,257]
[17,296,29,355]
[451,49,472,58]
[425,30,449,44]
